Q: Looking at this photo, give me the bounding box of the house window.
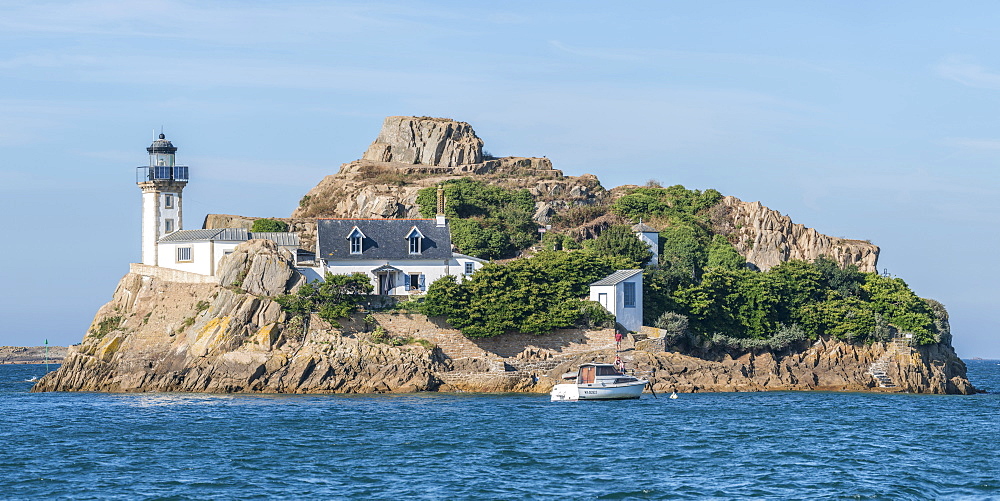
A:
[164,219,174,233]
[164,193,174,209]
[623,282,636,308]
[408,273,425,291]
[348,227,365,255]
[464,262,474,275]
[406,226,423,255]
[177,247,193,262]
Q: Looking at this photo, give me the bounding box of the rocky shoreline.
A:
[32,240,976,395]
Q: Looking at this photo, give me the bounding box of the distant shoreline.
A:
[0,346,67,365]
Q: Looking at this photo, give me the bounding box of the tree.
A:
[251,218,289,233]
[862,274,938,344]
[421,251,614,338]
[587,225,653,268]
[706,235,745,271]
[275,272,373,325]
[659,225,707,279]
[415,178,538,259]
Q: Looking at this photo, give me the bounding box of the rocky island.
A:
[34,117,975,395]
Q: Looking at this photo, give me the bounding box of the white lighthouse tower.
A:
[136,133,189,266]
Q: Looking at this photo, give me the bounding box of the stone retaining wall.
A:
[373,312,620,361]
[129,263,219,284]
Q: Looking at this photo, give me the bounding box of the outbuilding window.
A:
[177,247,193,262]
[623,282,636,308]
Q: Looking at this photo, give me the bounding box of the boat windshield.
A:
[596,365,623,376]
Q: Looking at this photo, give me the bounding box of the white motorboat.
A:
[550,363,648,401]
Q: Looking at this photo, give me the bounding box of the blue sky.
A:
[1,1,998,358]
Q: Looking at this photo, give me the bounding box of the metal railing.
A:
[136,165,189,183]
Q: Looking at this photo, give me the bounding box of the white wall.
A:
[615,274,643,332]
[157,241,215,276]
[159,192,181,234]
[590,274,643,332]
[638,231,658,266]
[323,257,483,295]
[141,190,158,265]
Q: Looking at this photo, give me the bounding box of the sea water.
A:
[1,362,997,500]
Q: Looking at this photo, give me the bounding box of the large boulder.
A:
[362,116,484,167]
[217,239,302,296]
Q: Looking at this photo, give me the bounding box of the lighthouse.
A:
[136,134,189,266]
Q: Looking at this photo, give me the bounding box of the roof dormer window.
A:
[347,226,366,255]
[406,227,424,255]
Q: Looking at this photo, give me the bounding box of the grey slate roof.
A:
[590,269,643,286]
[158,228,299,246]
[317,219,452,261]
[632,222,657,233]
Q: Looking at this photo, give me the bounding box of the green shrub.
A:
[90,316,123,339]
[251,218,289,233]
[421,251,614,338]
[275,272,374,326]
[415,178,538,259]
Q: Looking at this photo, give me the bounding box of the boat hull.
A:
[550,380,647,401]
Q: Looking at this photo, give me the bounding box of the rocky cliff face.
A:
[33,240,442,393]
[711,196,880,272]
[34,241,974,395]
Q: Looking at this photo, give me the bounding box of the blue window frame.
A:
[623,282,636,308]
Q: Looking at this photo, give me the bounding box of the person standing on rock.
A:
[615,330,624,352]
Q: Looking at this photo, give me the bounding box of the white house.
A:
[590,269,644,332]
[158,229,301,277]
[632,221,659,266]
[313,218,485,295]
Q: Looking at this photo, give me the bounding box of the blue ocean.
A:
[2,361,997,500]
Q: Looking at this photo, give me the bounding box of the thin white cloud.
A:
[547,40,834,73]
[935,55,1000,90]
[548,40,646,62]
[942,137,1000,151]
[0,0,451,46]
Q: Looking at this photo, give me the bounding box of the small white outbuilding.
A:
[589,269,644,332]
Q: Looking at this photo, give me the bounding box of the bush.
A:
[90,316,122,339]
[275,272,374,326]
[415,178,538,259]
[587,225,653,268]
[578,301,615,329]
[654,311,689,347]
[421,251,614,338]
[251,218,289,233]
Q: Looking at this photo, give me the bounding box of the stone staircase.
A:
[868,335,912,388]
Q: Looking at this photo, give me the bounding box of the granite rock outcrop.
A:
[291,116,603,221]
[712,196,880,272]
[362,116,484,167]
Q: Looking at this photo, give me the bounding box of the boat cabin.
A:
[573,363,640,385]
